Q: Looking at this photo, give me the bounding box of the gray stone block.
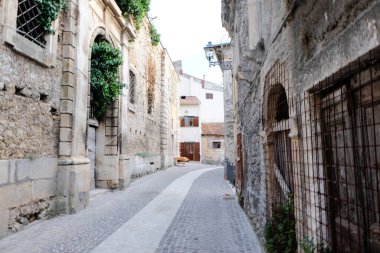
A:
[0,182,32,210]
[0,160,9,185]
[0,209,9,238]
[9,161,16,184]
[56,163,90,214]
[16,158,57,181]
[32,179,56,201]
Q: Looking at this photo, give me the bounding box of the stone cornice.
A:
[102,0,136,40]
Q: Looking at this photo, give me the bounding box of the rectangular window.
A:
[17,0,47,47]
[129,71,136,104]
[181,116,199,127]
[212,142,221,149]
[206,93,213,99]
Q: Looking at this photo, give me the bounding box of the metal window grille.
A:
[17,0,46,47]
[263,61,294,214]
[263,47,380,252]
[129,71,136,104]
[298,47,380,253]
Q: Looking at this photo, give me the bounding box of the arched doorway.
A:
[87,34,106,189]
[262,61,294,214]
[87,33,121,189]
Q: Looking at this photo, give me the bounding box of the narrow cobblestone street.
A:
[0,164,262,253]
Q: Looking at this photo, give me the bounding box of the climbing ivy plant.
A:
[264,198,297,253]
[115,0,150,29]
[90,42,125,120]
[149,23,160,46]
[35,0,67,34]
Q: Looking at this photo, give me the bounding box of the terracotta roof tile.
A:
[202,123,224,136]
[180,96,201,105]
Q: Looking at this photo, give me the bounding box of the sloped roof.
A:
[202,123,224,136]
[180,96,201,105]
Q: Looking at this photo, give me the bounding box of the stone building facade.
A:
[125,19,179,179]
[0,0,179,238]
[222,0,380,252]
[201,123,225,164]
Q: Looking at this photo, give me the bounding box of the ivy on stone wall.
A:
[115,0,150,29]
[147,56,156,114]
[149,23,160,46]
[90,42,125,120]
[264,198,297,253]
[35,0,66,34]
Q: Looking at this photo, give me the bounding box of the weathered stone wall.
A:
[0,0,63,237]
[0,43,61,160]
[128,20,162,157]
[201,136,225,164]
[0,158,57,237]
[127,20,179,176]
[223,68,235,178]
[222,0,380,244]
[163,50,180,167]
[222,0,268,237]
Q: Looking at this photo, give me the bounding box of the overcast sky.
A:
[149,0,228,85]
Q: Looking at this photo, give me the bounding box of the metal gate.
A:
[321,79,380,252]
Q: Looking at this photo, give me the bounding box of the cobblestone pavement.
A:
[155,168,261,253]
[0,164,263,253]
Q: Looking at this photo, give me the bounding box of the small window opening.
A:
[206,93,213,99]
[129,71,136,104]
[212,142,221,149]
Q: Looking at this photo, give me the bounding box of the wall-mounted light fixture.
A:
[204,42,218,67]
[203,41,232,71]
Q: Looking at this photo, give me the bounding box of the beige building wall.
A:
[201,136,225,164]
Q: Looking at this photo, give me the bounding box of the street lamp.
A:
[203,41,232,71]
[204,42,218,67]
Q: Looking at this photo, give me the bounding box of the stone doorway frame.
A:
[87,28,121,189]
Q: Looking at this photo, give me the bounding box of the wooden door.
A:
[87,126,96,190]
[180,142,200,161]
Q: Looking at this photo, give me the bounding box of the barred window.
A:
[129,71,136,104]
[17,0,46,47]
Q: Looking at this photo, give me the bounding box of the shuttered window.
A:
[180,116,199,127]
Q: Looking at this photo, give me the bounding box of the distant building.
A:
[201,123,225,164]
[176,62,224,163]
[179,96,201,161]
